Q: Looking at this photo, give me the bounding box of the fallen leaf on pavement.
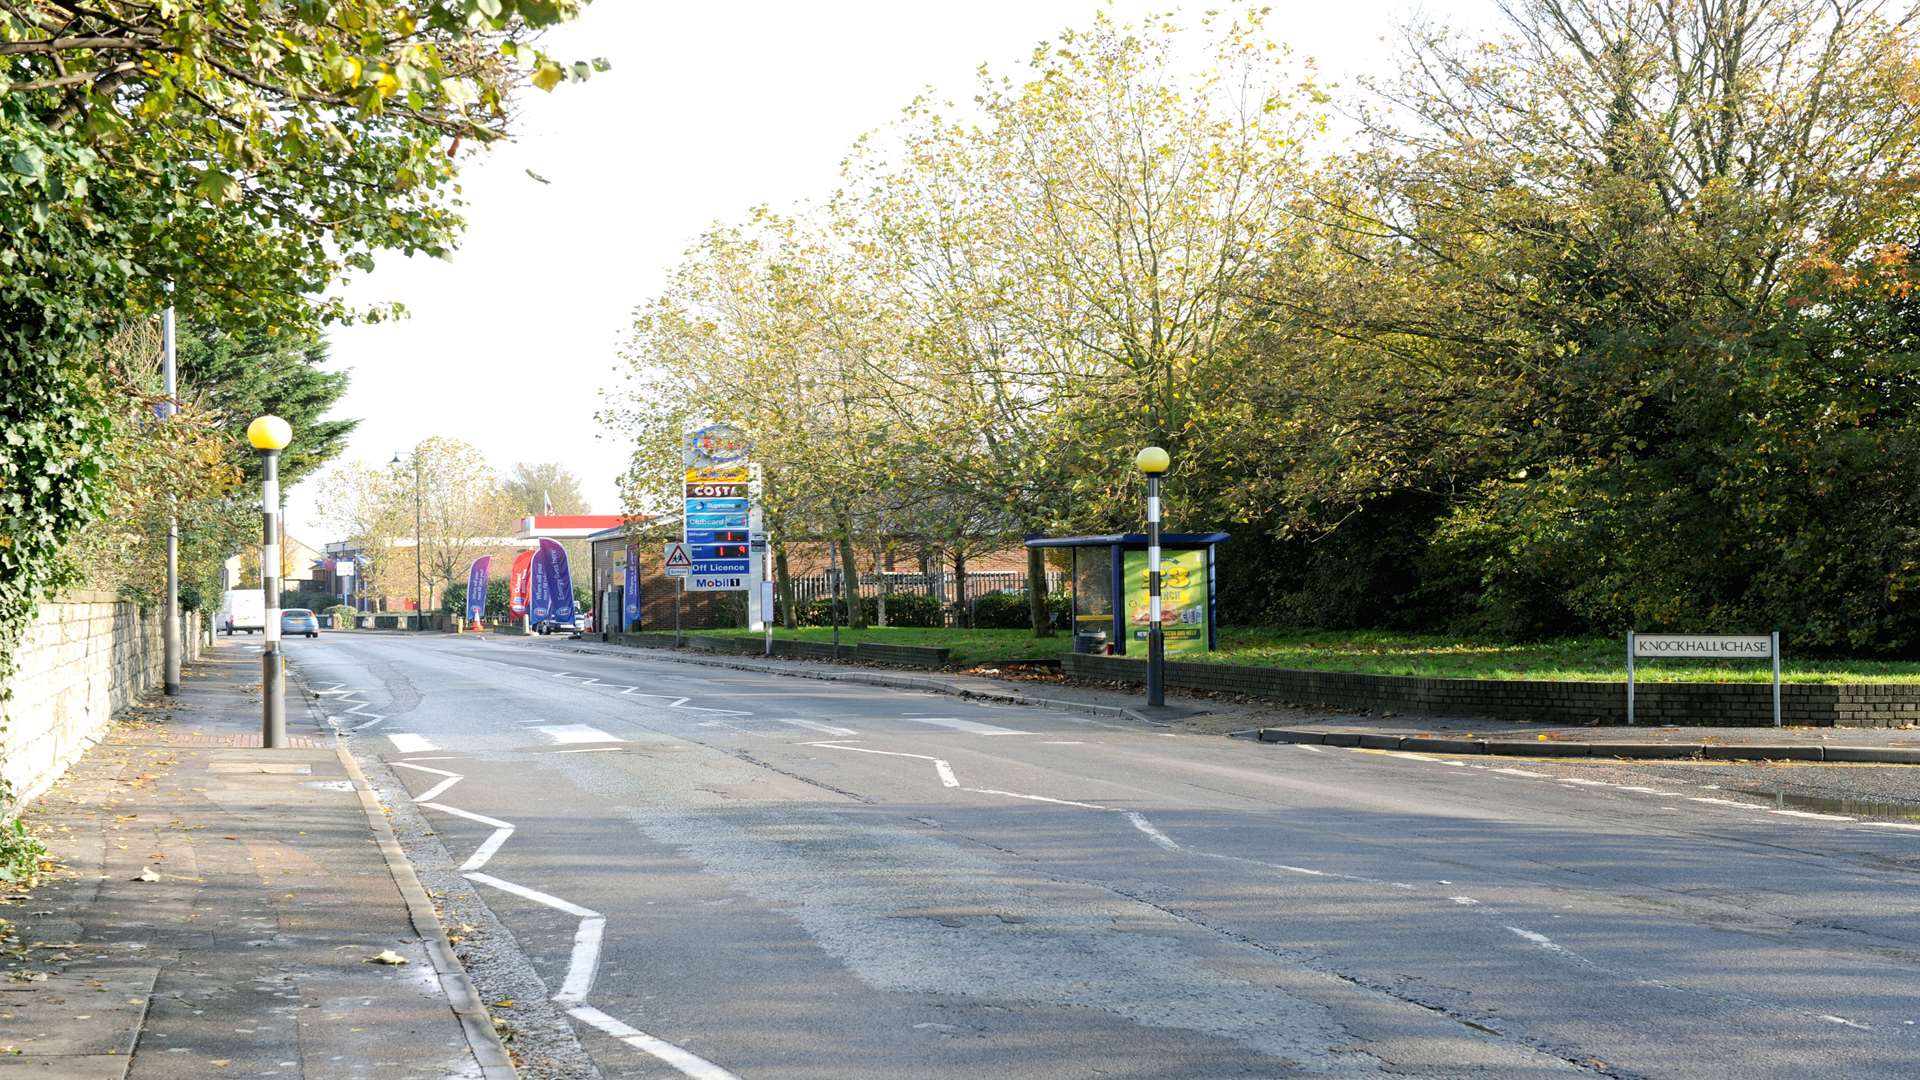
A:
[132,868,160,883]
[365,949,409,966]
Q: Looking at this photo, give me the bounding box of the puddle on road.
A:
[1731,787,1920,822]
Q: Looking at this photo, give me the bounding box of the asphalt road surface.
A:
[285,632,1920,1079]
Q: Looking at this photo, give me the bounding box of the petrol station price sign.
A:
[682,436,752,590]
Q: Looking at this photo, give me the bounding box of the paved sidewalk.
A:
[1,640,511,1079]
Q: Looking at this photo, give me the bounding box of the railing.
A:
[779,570,1067,625]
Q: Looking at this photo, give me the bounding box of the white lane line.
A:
[1041,740,1085,745]
[965,787,1109,810]
[1492,767,1547,777]
[465,872,602,919]
[897,716,1032,736]
[555,916,607,1004]
[1557,778,1612,787]
[420,802,515,872]
[387,733,438,753]
[1821,1014,1872,1031]
[391,761,463,807]
[553,747,625,754]
[1505,914,1582,957]
[1294,744,1325,753]
[1127,811,1180,851]
[1449,896,1480,905]
[1769,809,1854,821]
[769,718,858,736]
[805,742,960,787]
[395,755,462,762]
[1863,821,1920,831]
[1689,796,1767,810]
[532,724,624,745]
[567,1004,742,1080]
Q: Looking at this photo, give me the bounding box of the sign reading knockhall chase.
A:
[1632,634,1775,659]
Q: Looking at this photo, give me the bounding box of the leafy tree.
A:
[177,329,356,486]
[503,462,588,515]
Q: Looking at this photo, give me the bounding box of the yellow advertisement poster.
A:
[1122,549,1209,655]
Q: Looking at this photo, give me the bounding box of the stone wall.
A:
[1061,653,1920,728]
[2,592,201,809]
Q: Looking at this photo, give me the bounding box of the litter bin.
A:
[1073,630,1108,654]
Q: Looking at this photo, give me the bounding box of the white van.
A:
[219,590,265,634]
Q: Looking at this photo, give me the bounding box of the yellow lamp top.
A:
[1134,446,1170,474]
[247,415,293,451]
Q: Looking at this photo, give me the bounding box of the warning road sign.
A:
[662,541,693,577]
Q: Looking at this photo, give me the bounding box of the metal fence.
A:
[784,570,1067,617]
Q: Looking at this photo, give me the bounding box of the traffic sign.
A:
[662,541,693,577]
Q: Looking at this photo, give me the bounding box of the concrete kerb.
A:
[558,642,1176,728]
[297,691,519,1078]
[1257,727,1920,764]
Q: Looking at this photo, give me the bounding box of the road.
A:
[284,632,1920,1079]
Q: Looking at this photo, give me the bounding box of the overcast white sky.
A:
[287,0,1492,544]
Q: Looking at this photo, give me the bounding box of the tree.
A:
[503,463,588,515]
[1,0,593,681]
[177,328,356,486]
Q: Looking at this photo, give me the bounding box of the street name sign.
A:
[1626,631,1781,727]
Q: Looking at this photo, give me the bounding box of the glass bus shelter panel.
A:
[1072,546,1113,628]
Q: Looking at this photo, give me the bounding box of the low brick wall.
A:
[1061,653,1920,728]
[3,592,203,809]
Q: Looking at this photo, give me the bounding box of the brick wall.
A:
[1061,653,1920,728]
[2,592,202,809]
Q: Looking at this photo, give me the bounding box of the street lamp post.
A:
[1135,446,1171,708]
[392,451,423,630]
[249,415,293,748]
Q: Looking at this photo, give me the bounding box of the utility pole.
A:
[161,296,181,695]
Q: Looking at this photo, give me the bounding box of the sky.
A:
[286,0,1491,545]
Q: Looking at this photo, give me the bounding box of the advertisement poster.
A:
[465,555,492,623]
[1122,548,1209,655]
[624,546,642,626]
[508,549,534,615]
[528,537,576,624]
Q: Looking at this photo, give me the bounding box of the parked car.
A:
[281,608,320,638]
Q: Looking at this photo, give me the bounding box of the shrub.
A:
[968,589,1070,630]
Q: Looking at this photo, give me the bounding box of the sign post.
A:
[1628,633,1782,727]
[663,541,691,647]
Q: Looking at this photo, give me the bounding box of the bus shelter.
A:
[1024,533,1229,656]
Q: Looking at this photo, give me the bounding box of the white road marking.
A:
[805,742,960,787]
[554,747,624,755]
[769,718,858,736]
[555,916,607,1004]
[1126,812,1180,851]
[567,1004,742,1080]
[387,733,438,754]
[1492,767,1548,778]
[1041,740,1085,745]
[533,724,624,745]
[897,716,1032,736]
[1557,778,1612,787]
[1505,926,1584,961]
[1769,809,1854,821]
[965,787,1109,810]
[1863,821,1920,831]
[465,872,602,919]
[1821,1014,1872,1031]
[1449,896,1479,905]
[1294,744,1325,753]
[1689,796,1766,810]
[420,802,514,872]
